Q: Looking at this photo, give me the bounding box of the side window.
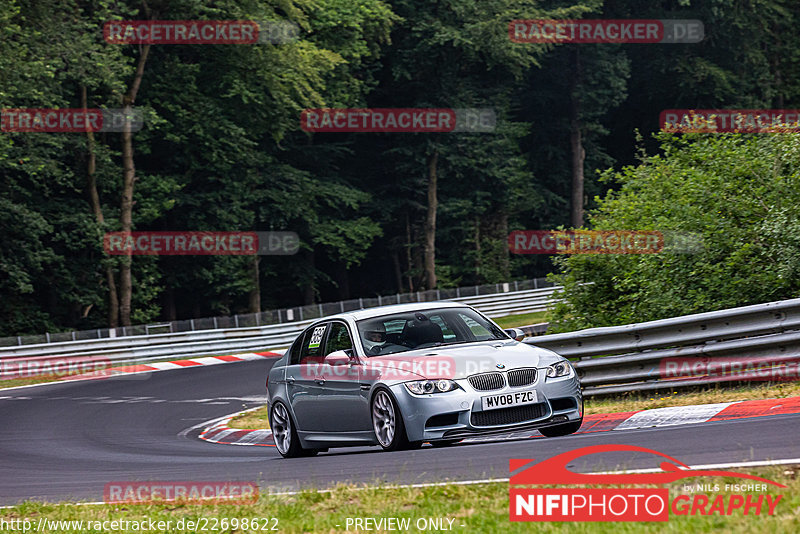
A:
[288,330,308,365]
[324,322,354,356]
[300,323,328,364]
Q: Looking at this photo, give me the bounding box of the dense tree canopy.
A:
[1,0,799,335]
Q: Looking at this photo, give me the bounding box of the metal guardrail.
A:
[525,297,800,396]
[0,277,555,347]
[0,286,560,377]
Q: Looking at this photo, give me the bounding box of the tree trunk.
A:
[391,250,403,293]
[474,216,481,283]
[81,85,119,328]
[163,286,176,321]
[570,49,585,229]
[118,44,151,326]
[248,255,261,313]
[499,211,510,279]
[423,149,439,289]
[335,261,350,300]
[405,213,414,292]
[303,248,315,305]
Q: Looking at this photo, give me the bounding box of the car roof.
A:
[318,300,472,323]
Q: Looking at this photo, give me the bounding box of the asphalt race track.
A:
[1,360,799,505]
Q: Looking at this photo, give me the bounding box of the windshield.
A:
[356,307,507,356]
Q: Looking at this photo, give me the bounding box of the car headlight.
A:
[546,361,573,379]
[405,380,458,394]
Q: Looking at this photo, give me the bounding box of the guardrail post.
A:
[340,302,344,313]
[396,293,400,304]
[378,295,382,306]
[359,297,364,309]
[318,303,323,317]
[436,289,441,300]
[416,291,420,302]
[235,315,239,328]
[73,331,77,341]
[299,307,304,321]
[514,280,518,292]
[17,336,21,346]
[534,278,538,289]
[46,332,50,343]
[456,287,460,297]
[122,326,126,336]
[190,319,195,331]
[213,317,218,329]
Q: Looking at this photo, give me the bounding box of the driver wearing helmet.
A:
[362,320,388,355]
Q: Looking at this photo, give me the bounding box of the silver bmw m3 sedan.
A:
[266,301,582,458]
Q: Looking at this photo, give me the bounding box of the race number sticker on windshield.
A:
[308,326,327,349]
[482,389,538,411]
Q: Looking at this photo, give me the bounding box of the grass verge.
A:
[229,405,270,430]
[2,467,797,533]
[493,311,549,329]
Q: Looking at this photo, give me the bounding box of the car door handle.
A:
[286,376,295,384]
[315,378,326,385]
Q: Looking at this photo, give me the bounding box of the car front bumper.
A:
[390,372,582,443]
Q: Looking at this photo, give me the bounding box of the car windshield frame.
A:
[356,307,509,357]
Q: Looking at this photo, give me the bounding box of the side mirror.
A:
[505,328,525,342]
[324,350,351,366]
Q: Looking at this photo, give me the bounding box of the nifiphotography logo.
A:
[509,445,784,522]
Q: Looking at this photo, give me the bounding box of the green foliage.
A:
[3,0,800,335]
[549,133,800,331]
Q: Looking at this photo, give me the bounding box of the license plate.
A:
[481,389,538,411]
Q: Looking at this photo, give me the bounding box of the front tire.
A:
[271,401,308,458]
[371,389,412,451]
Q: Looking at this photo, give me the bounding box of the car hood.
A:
[362,340,565,381]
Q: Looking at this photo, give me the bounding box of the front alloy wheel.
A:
[371,389,413,451]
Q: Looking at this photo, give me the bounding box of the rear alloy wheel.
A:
[372,389,412,451]
[271,402,313,458]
